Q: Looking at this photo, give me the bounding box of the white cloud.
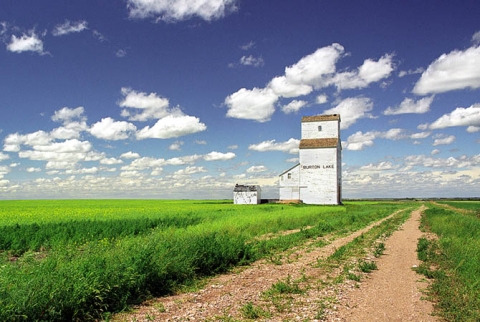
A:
[203,151,235,161]
[173,166,207,176]
[268,76,313,98]
[90,117,137,140]
[240,55,264,67]
[398,67,424,77]
[0,165,11,179]
[0,152,10,161]
[343,128,405,151]
[116,49,127,58]
[246,165,267,173]
[323,97,374,129]
[384,96,434,115]
[410,132,431,139]
[413,46,480,95]
[249,138,300,154]
[120,151,140,159]
[360,161,395,171]
[119,87,172,121]
[52,107,86,123]
[316,94,328,104]
[332,54,394,90]
[358,54,395,84]
[226,44,394,122]
[431,149,441,155]
[136,114,206,139]
[52,20,88,36]
[126,0,238,22]
[26,167,41,173]
[194,140,207,145]
[225,87,278,122]
[7,30,45,54]
[100,157,123,165]
[343,131,376,151]
[281,100,308,114]
[429,104,480,132]
[472,31,480,46]
[432,135,456,146]
[240,41,255,50]
[169,141,184,150]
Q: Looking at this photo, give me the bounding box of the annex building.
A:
[279,114,342,205]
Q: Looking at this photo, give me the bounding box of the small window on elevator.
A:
[318,126,322,131]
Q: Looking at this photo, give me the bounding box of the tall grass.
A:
[419,205,480,321]
[0,200,410,321]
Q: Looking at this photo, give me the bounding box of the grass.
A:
[0,200,412,321]
[416,203,480,322]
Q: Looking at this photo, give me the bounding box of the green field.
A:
[1,199,478,321]
[0,199,410,321]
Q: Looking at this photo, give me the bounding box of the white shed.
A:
[233,184,261,204]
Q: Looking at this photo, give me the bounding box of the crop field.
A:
[0,199,411,321]
[0,199,478,321]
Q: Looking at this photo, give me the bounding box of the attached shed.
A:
[233,184,261,204]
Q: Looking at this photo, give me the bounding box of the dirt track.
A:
[114,207,438,321]
[331,206,438,321]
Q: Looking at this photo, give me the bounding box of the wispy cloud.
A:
[52,20,88,36]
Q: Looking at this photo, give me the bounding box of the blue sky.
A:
[0,0,479,199]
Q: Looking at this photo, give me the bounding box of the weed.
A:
[373,242,385,257]
[358,260,377,273]
[240,302,270,319]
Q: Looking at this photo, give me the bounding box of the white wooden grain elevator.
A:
[279,114,342,205]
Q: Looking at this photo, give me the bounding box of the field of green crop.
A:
[0,199,415,321]
[418,201,480,322]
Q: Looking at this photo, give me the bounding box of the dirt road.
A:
[331,206,438,321]
[114,207,437,321]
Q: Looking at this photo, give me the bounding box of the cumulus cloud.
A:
[119,87,172,121]
[384,96,434,115]
[432,135,456,146]
[136,114,206,139]
[323,97,374,129]
[89,117,137,140]
[126,0,238,22]
[203,151,235,161]
[225,87,278,122]
[120,151,140,159]
[0,152,9,161]
[249,138,300,154]
[169,141,184,151]
[343,128,405,151]
[225,43,394,122]
[316,94,328,104]
[413,46,480,95]
[52,20,88,36]
[429,104,480,132]
[281,100,308,114]
[52,106,86,123]
[7,30,46,54]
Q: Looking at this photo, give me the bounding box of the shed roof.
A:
[301,114,340,122]
[299,138,339,149]
[233,184,259,192]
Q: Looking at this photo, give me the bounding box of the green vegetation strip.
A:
[0,200,411,321]
[417,204,480,322]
